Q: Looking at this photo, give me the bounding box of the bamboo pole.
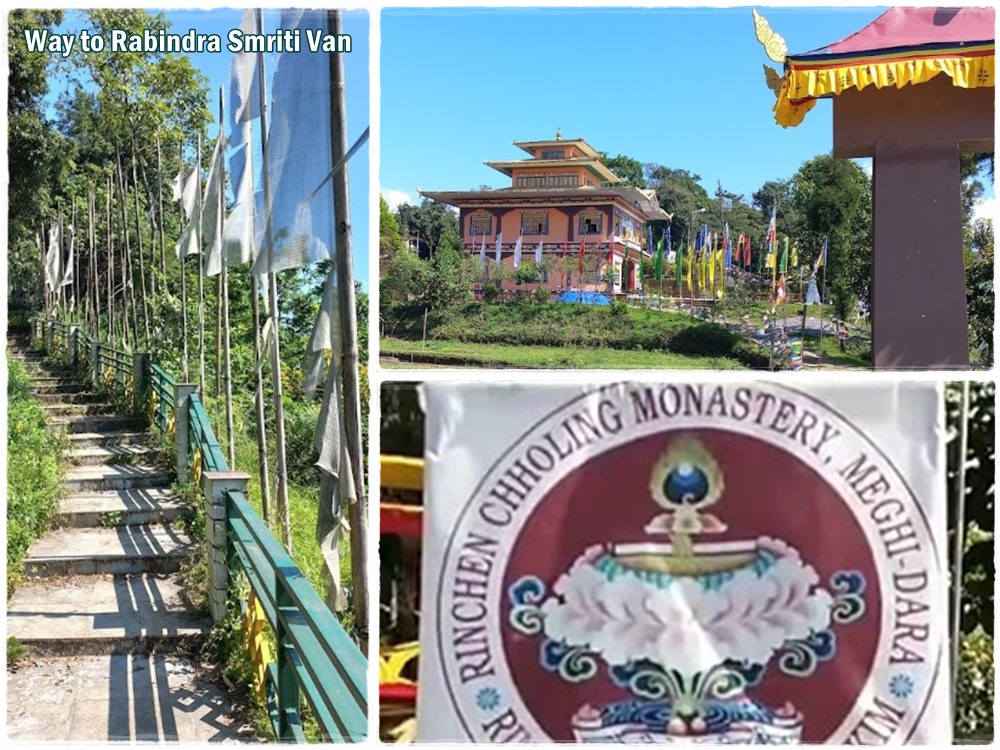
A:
[256,7,293,550]
[89,189,96,336]
[244,111,273,525]
[116,152,139,350]
[106,175,116,346]
[157,134,167,280]
[218,90,236,467]
[197,134,206,396]
[179,142,190,382]
[71,199,78,320]
[327,7,369,639]
[951,381,970,711]
[131,141,152,345]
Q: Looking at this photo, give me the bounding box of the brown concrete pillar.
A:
[871,139,969,369]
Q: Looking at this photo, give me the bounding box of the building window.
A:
[469,213,492,236]
[516,173,579,188]
[579,211,603,235]
[541,149,564,160]
[521,211,548,235]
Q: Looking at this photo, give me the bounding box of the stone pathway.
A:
[7,338,249,742]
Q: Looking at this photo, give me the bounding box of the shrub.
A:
[7,356,63,596]
[955,628,994,740]
[667,323,741,357]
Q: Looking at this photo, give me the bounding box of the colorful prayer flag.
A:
[654,234,664,282]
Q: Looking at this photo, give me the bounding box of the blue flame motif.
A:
[830,570,867,624]
[540,639,598,683]
[508,576,546,636]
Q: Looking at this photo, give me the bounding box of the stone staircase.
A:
[6,337,247,741]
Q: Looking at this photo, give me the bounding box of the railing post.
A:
[69,325,81,367]
[199,471,250,624]
[132,352,151,418]
[90,341,100,388]
[45,321,53,354]
[173,383,198,483]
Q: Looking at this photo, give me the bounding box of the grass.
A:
[7,354,64,597]
[381,337,746,370]
[384,301,770,368]
[803,333,872,369]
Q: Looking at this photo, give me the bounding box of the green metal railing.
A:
[228,490,368,741]
[148,364,176,444]
[28,316,369,742]
[188,393,227,473]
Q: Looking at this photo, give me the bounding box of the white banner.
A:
[417,382,949,744]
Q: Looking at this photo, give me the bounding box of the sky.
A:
[380,6,994,215]
[44,8,371,290]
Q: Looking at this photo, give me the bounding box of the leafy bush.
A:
[7,356,63,596]
[382,301,771,366]
[955,628,994,739]
[282,399,323,486]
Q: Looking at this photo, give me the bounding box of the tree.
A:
[600,152,646,188]
[646,165,712,248]
[966,222,993,366]
[8,10,66,311]
[788,155,872,322]
[379,195,406,276]
[395,199,460,259]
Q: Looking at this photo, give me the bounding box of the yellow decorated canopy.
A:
[770,7,995,128]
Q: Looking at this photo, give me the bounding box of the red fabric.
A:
[822,7,994,55]
[380,505,423,539]
[379,683,417,703]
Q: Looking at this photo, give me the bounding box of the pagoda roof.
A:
[767,6,995,127]
[512,137,600,158]
[419,185,671,221]
[484,156,622,183]
[790,7,994,61]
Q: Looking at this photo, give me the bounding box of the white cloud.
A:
[972,196,996,224]
[382,189,415,211]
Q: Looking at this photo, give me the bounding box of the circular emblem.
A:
[436,383,942,744]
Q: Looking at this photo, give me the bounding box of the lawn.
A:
[382,301,769,368]
[381,338,746,370]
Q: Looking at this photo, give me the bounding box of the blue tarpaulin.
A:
[556,291,612,305]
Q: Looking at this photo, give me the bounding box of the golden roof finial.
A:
[555,127,562,140]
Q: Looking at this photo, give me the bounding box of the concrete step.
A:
[6,654,247,741]
[42,402,118,417]
[67,444,159,466]
[68,431,154,448]
[36,391,104,404]
[6,574,210,656]
[28,375,84,386]
[32,382,90,395]
[51,415,146,435]
[55,490,191,528]
[63,465,171,493]
[23,526,196,577]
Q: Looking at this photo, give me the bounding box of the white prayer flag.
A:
[170,169,183,203]
[201,126,226,277]
[222,138,255,268]
[179,167,199,221]
[536,238,543,266]
[45,223,61,292]
[513,234,522,268]
[302,271,341,402]
[251,9,335,276]
[806,277,823,305]
[229,9,261,133]
[417,381,950,744]
[59,225,74,287]
[494,232,502,265]
[479,233,486,269]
